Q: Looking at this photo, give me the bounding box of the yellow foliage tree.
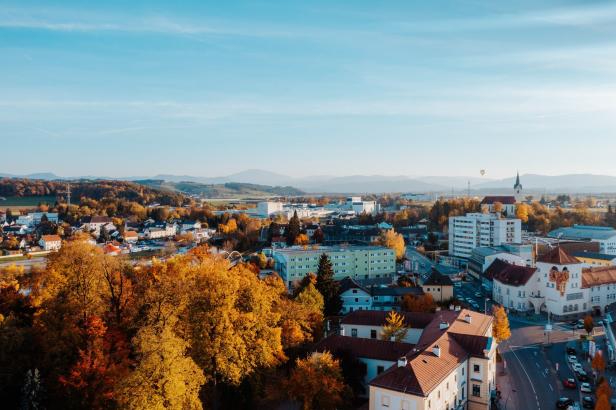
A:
[116,316,205,410]
[219,218,237,235]
[381,311,408,342]
[376,229,405,261]
[516,203,529,223]
[492,305,511,343]
[285,352,350,410]
[294,233,310,246]
[183,257,285,386]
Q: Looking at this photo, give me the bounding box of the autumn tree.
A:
[516,203,529,223]
[284,352,350,410]
[492,202,503,214]
[315,254,342,316]
[592,351,606,376]
[269,274,324,349]
[287,211,300,245]
[583,315,594,335]
[492,305,511,343]
[177,255,285,401]
[376,229,405,261]
[595,394,610,410]
[116,316,204,410]
[381,311,408,342]
[294,233,309,246]
[401,294,434,313]
[596,379,612,407]
[59,315,130,410]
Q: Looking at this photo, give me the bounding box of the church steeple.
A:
[514,171,522,196]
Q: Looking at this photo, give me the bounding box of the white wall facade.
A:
[449,213,521,259]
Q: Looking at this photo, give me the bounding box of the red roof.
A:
[315,334,414,362]
[490,262,537,287]
[341,310,434,329]
[582,266,616,288]
[370,309,493,396]
[41,234,61,242]
[537,247,580,265]
[480,196,516,205]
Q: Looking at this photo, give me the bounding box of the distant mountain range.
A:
[4,170,616,194]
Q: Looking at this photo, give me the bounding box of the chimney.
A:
[340,327,345,336]
[397,356,408,368]
[433,345,441,357]
[465,314,472,324]
[439,321,449,330]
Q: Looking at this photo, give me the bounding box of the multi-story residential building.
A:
[255,201,284,217]
[272,245,396,289]
[448,213,521,259]
[468,243,532,283]
[339,277,424,314]
[346,196,379,215]
[548,225,616,255]
[365,309,496,410]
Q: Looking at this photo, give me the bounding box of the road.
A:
[0,256,47,271]
[496,316,607,410]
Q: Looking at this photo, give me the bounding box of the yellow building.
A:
[572,251,616,267]
[421,270,454,302]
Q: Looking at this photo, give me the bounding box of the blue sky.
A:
[1,0,616,179]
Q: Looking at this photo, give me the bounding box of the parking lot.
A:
[454,278,494,313]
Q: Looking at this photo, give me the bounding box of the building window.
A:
[381,395,390,407]
[472,384,481,397]
[351,328,357,337]
[371,329,377,339]
[473,364,480,372]
[377,365,385,375]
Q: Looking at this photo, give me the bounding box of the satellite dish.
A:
[480,169,486,176]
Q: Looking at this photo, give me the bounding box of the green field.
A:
[0,195,56,209]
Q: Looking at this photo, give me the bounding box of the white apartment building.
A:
[255,201,284,217]
[272,245,396,289]
[346,196,378,215]
[448,213,521,259]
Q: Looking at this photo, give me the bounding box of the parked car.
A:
[580,382,592,393]
[556,397,574,409]
[573,363,583,372]
[475,292,482,297]
[576,370,589,382]
[566,343,577,355]
[582,396,594,409]
[563,378,576,389]
[568,355,577,363]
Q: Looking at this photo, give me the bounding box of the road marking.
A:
[509,346,541,410]
[548,384,553,391]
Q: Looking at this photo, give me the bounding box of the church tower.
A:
[513,171,523,201]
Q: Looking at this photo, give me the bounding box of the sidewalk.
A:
[495,359,517,410]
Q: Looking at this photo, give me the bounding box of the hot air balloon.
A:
[480,169,486,176]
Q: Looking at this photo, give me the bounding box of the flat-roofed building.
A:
[273,245,396,289]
